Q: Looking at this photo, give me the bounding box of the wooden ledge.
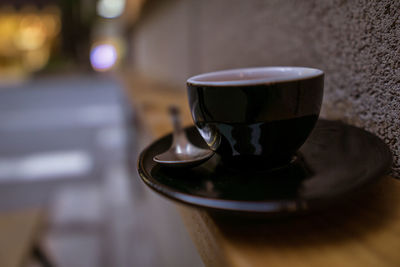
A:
[179,177,400,267]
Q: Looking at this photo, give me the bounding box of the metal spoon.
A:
[153,106,214,168]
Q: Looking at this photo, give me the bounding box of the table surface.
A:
[124,73,400,267]
[0,209,43,267]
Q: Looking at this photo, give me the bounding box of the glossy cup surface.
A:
[187,67,324,169]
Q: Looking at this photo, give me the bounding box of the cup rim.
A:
[187,66,324,87]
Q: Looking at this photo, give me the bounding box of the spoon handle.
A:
[169,106,184,145]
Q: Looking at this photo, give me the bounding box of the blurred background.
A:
[0,0,203,266]
[0,0,399,266]
[0,0,137,80]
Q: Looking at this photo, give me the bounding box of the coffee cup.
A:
[187,67,324,169]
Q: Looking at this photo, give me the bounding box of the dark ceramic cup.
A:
[187,67,324,169]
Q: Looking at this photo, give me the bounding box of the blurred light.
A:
[42,14,61,37]
[0,5,61,81]
[23,48,50,71]
[90,43,118,71]
[0,14,19,54]
[97,0,125,19]
[0,151,92,181]
[14,14,47,50]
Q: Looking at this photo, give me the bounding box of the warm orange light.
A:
[23,48,50,71]
[0,14,19,54]
[0,5,62,80]
[42,14,61,37]
[14,14,47,51]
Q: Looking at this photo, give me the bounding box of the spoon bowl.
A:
[153,106,214,168]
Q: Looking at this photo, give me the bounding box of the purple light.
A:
[90,44,117,71]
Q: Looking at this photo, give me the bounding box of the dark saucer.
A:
[137,120,392,215]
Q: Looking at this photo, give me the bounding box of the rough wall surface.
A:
[132,0,400,177]
[132,0,192,85]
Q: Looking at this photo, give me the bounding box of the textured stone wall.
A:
[132,0,400,177]
[132,0,192,85]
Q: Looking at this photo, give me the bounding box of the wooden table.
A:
[0,209,44,267]
[124,74,400,267]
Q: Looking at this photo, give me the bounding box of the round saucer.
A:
[137,120,392,215]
